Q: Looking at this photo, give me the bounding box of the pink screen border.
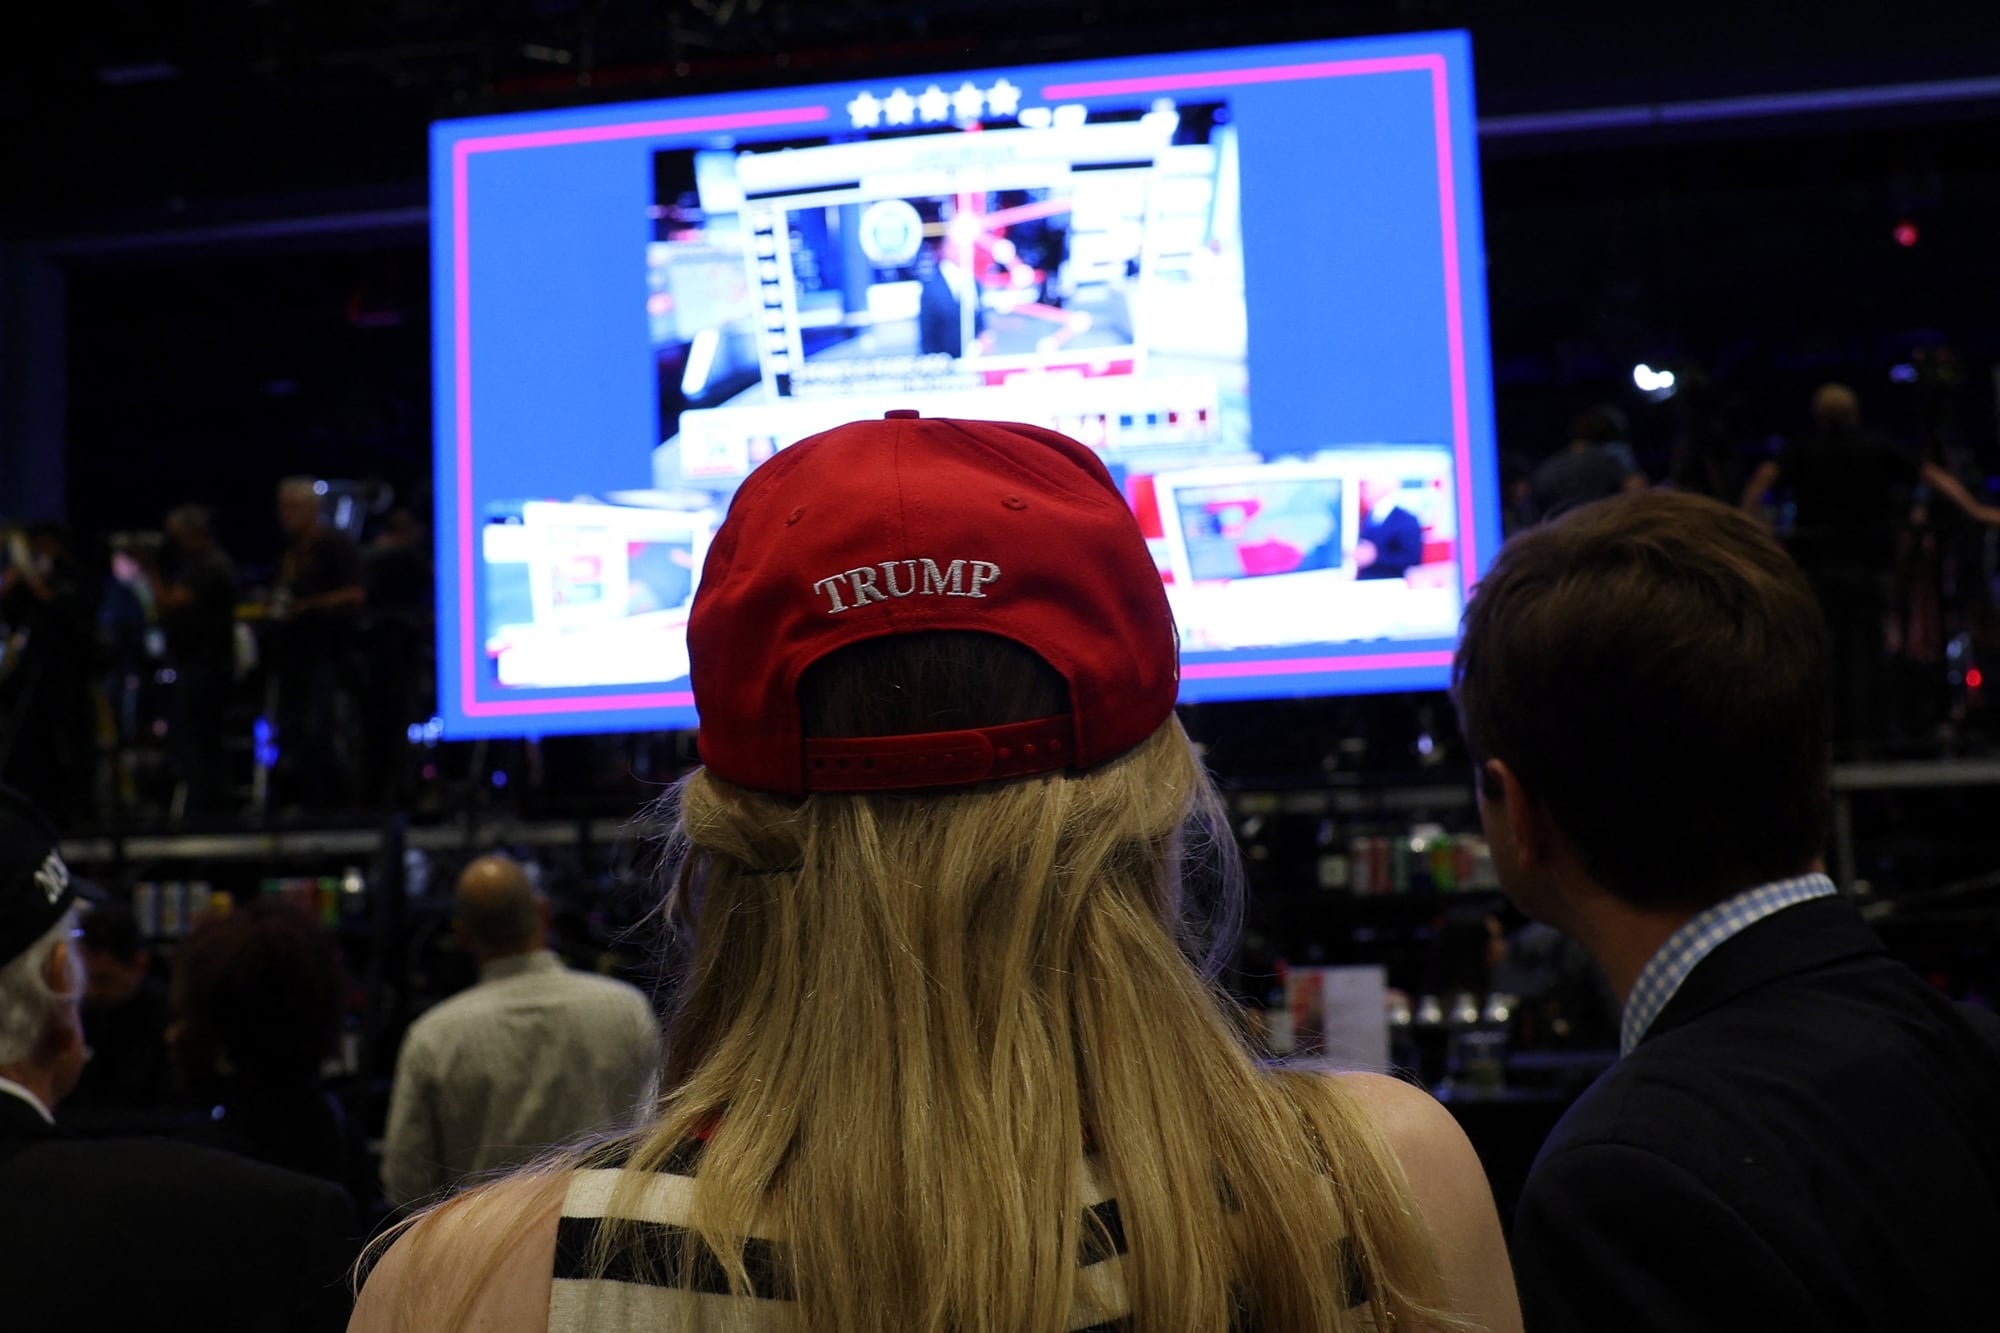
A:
[449,53,1472,716]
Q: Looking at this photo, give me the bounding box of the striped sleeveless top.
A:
[547,1139,1371,1331]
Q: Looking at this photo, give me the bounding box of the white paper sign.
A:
[1285,964,1390,1073]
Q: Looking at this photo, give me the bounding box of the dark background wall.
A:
[8,1,2000,555]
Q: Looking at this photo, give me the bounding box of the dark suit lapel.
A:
[1640,896,1886,1047]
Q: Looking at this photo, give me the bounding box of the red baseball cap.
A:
[689,411,1180,794]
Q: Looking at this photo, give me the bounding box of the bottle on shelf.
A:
[1263,980,1295,1057]
[1429,833,1458,892]
[1440,990,1515,1098]
[1315,815,1350,892]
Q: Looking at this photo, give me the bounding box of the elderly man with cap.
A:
[380,853,660,1208]
[0,788,356,1331]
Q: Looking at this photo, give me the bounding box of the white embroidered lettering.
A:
[845,566,888,606]
[814,557,998,613]
[812,575,851,614]
[33,852,68,905]
[919,559,966,596]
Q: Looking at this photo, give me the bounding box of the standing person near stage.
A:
[0,524,99,825]
[155,505,239,814]
[271,478,363,808]
[359,509,432,806]
[1530,409,1636,520]
[1457,490,2000,1331]
[354,414,1519,1333]
[1743,383,2000,753]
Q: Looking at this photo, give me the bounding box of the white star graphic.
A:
[846,90,882,129]
[916,85,951,123]
[951,82,985,121]
[986,78,1022,117]
[883,87,917,126]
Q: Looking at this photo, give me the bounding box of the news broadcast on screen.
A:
[431,29,1498,737]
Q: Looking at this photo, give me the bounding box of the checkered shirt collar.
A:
[1620,873,1840,1056]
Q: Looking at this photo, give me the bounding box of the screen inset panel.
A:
[433,30,1497,737]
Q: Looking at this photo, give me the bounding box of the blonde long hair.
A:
[379,634,1459,1330]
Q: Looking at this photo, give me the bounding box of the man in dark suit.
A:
[1453,490,2000,1331]
[915,237,982,359]
[0,788,357,1331]
[1355,501,1425,581]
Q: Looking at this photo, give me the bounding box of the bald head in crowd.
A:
[381,851,661,1207]
[453,855,547,963]
[275,476,323,538]
[1812,383,1862,432]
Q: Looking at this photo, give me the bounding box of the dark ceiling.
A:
[9,0,2000,235]
[25,1,2000,543]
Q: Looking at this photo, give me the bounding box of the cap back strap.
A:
[803,715,1077,792]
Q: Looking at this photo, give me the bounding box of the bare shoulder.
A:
[1332,1072,1473,1164]
[351,1172,567,1333]
[1330,1072,1496,1238]
[1332,1073,1524,1333]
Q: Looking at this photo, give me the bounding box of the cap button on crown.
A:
[884,409,921,420]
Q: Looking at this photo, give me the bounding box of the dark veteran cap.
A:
[0,788,76,968]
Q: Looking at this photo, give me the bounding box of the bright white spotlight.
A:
[1633,363,1678,398]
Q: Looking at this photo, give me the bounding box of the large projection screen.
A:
[431,29,1498,738]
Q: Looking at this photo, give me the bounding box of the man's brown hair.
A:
[1452,490,1832,910]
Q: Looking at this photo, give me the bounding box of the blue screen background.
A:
[432,29,1497,738]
